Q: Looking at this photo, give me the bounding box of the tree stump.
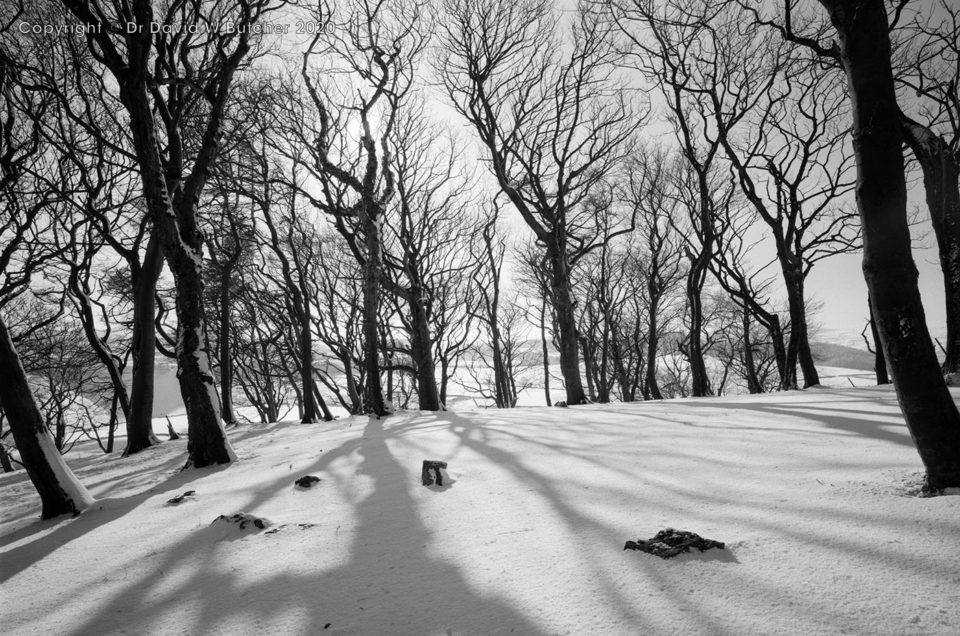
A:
[421,460,448,486]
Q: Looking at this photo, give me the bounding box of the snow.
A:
[2,385,960,635]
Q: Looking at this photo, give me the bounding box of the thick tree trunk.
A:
[409,290,441,411]
[219,264,237,427]
[0,315,95,518]
[362,213,387,416]
[125,231,163,455]
[819,0,960,490]
[548,245,587,404]
[901,116,960,374]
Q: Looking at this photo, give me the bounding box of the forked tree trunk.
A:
[818,0,960,490]
[119,83,235,468]
[0,315,95,518]
[901,116,960,375]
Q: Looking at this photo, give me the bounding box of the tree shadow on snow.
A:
[62,415,551,636]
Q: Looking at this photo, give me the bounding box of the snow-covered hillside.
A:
[2,386,959,635]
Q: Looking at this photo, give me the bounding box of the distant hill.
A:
[812,341,877,371]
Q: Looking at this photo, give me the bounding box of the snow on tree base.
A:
[624,528,725,558]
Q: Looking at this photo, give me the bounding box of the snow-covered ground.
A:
[2,384,959,635]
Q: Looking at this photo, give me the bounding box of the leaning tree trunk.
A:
[901,116,960,375]
[818,0,960,490]
[0,315,95,518]
[125,231,163,456]
[547,244,587,404]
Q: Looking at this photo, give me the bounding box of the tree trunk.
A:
[299,300,318,423]
[0,315,95,518]
[0,441,13,473]
[742,308,763,394]
[362,213,387,416]
[119,82,234,468]
[781,258,820,387]
[901,116,960,375]
[818,0,960,490]
[124,231,163,456]
[685,261,712,397]
[548,244,587,404]
[219,264,237,426]
[539,297,552,406]
[868,294,890,385]
[645,287,664,400]
[409,290,441,411]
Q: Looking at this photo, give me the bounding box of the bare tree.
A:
[55,0,282,466]
[783,0,960,490]
[0,22,94,515]
[892,1,960,374]
[438,0,642,405]
[275,1,428,416]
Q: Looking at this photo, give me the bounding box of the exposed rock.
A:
[422,460,448,486]
[624,528,725,558]
[294,475,322,489]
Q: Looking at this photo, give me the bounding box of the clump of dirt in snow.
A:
[210,512,271,532]
[624,528,725,558]
[294,475,321,489]
[165,490,196,505]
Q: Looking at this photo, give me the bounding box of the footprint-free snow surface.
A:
[2,386,959,635]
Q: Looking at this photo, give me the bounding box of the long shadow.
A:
[61,415,550,636]
[0,459,227,581]
[675,399,914,447]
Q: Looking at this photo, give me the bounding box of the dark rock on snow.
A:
[624,528,725,558]
[294,475,322,489]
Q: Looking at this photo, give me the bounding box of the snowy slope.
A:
[2,386,959,635]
